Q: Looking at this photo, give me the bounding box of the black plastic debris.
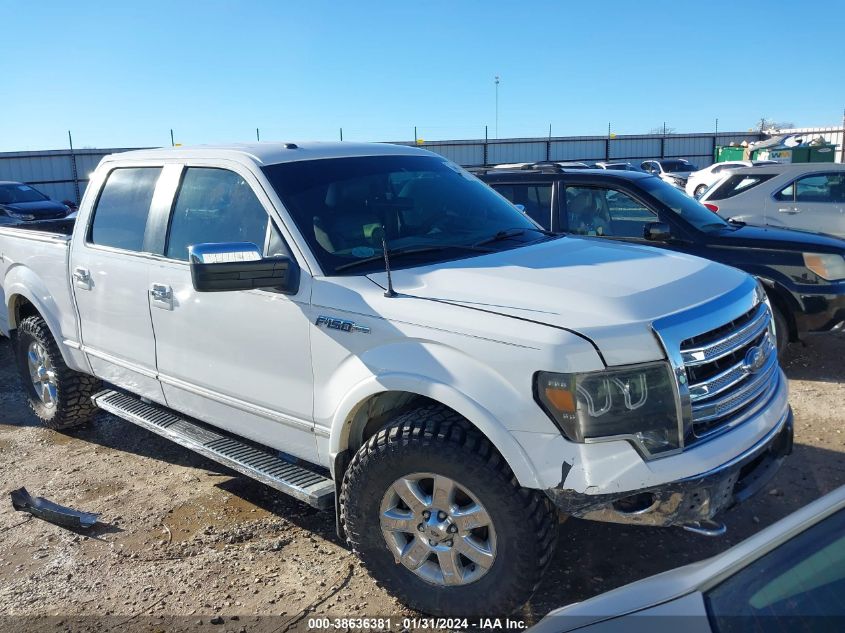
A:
[10,487,99,529]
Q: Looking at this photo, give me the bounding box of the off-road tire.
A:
[340,403,557,616]
[14,316,101,429]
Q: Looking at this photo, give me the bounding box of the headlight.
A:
[803,253,845,281]
[535,362,681,459]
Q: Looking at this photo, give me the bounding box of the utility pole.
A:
[494,75,500,139]
[256,128,260,142]
[170,129,175,147]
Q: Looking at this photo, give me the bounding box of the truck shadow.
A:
[780,330,844,384]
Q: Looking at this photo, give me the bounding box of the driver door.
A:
[147,164,318,462]
[562,185,660,241]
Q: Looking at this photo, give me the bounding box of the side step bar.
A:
[92,389,335,510]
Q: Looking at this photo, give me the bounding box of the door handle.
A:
[72,267,91,289]
[777,207,800,214]
[150,283,173,306]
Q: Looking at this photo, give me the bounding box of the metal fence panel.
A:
[422,143,485,166]
[487,141,547,164]
[2,129,840,203]
[550,139,606,161]
[609,138,661,160]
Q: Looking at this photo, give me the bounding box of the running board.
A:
[91,389,334,510]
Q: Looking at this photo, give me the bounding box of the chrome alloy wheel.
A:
[27,341,58,408]
[379,472,497,586]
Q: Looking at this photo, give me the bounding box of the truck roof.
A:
[107,141,429,166]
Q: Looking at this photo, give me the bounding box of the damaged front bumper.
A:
[545,407,793,531]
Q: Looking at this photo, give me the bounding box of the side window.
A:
[705,509,845,632]
[565,186,656,238]
[491,183,553,227]
[89,167,162,252]
[166,168,276,261]
[790,173,845,203]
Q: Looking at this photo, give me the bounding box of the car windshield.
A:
[0,183,50,204]
[640,177,728,231]
[660,161,697,172]
[262,155,551,275]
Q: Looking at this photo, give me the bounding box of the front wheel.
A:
[770,302,790,358]
[15,316,102,429]
[340,404,557,616]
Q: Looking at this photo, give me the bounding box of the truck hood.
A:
[367,237,750,366]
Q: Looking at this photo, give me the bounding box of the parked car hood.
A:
[367,237,750,366]
[2,199,69,217]
[712,223,845,253]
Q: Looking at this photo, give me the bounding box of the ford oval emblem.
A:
[742,345,766,374]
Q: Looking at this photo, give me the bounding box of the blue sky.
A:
[3,1,843,151]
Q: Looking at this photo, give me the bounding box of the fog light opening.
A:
[612,492,658,515]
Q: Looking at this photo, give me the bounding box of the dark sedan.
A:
[475,166,845,354]
[0,181,72,224]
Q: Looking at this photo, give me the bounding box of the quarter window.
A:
[89,168,162,252]
[492,183,553,227]
[166,168,276,261]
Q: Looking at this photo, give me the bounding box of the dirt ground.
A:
[0,331,843,631]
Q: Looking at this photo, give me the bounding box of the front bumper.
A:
[545,407,793,528]
[794,291,845,333]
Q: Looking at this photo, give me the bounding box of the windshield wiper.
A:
[334,244,492,272]
[472,226,556,247]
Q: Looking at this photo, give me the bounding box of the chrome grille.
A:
[681,302,779,441]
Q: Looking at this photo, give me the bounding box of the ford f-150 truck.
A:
[0,142,793,616]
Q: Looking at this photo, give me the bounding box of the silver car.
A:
[528,484,845,632]
[699,163,845,238]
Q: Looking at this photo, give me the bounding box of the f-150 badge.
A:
[315,315,371,334]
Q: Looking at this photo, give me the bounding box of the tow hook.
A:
[682,519,727,537]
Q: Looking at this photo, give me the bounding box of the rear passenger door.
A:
[488,182,555,229]
[70,165,168,403]
[146,164,319,462]
[770,172,845,237]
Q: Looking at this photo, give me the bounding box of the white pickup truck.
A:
[0,142,792,615]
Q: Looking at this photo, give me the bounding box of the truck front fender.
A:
[329,360,539,488]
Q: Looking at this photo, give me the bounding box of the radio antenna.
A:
[380,226,397,298]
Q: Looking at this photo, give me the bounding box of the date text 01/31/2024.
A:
[306,617,527,630]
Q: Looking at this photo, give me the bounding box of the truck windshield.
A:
[640,177,729,231]
[262,155,550,275]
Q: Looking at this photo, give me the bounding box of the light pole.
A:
[494,75,500,139]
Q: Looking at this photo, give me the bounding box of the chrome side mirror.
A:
[188,242,299,294]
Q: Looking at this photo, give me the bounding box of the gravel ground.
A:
[0,331,843,631]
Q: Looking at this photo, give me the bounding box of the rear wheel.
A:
[15,316,101,429]
[340,404,557,616]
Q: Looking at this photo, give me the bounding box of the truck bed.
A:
[0,224,76,343]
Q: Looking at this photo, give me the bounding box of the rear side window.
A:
[491,183,553,227]
[708,174,775,201]
[775,173,845,203]
[166,168,272,261]
[89,168,161,251]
